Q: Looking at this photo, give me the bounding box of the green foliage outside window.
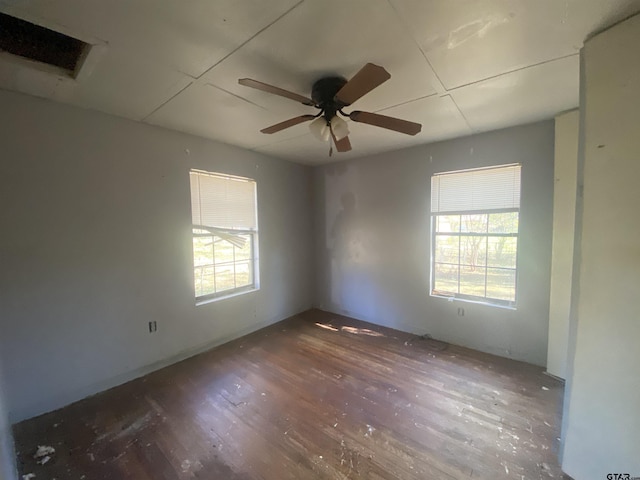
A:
[433,212,518,304]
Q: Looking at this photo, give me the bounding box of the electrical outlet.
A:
[148,321,157,333]
[457,307,465,317]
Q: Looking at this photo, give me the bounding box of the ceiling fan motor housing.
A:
[311,76,348,121]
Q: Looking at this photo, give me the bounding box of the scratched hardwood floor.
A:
[14,310,568,479]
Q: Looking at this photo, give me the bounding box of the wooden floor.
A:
[14,310,567,479]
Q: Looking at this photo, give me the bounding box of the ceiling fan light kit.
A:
[238,63,422,155]
[330,116,350,141]
[309,116,331,142]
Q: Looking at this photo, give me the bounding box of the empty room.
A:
[1,1,639,479]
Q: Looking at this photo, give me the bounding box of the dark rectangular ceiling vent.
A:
[0,12,89,76]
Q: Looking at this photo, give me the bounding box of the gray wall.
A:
[0,90,314,423]
[0,358,17,480]
[561,14,640,479]
[547,110,579,379]
[313,121,554,366]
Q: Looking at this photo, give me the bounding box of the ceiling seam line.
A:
[445,94,474,132]
[416,52,447,95]
[206,84,269,111]
[250,131,312,150]
[447,53,580,92]
[385,0,447,95]
[142,81,193,121]
[374,93,439,113]
[193,0,306,81]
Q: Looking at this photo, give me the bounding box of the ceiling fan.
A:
[238,63,422,154]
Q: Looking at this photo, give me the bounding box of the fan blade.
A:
[260,115,316,134]
[349,111,421,136]
[335,135,352,152]
[334,63,391,106]
[330,128,352,152]
[238,78,315,106]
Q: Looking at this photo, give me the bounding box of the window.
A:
[430,164,521,307]
[189,170,258,302]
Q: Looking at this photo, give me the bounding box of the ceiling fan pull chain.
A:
[329,143,333,157]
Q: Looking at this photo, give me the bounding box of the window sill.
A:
[430,293,517,311]
[196,286,259,306]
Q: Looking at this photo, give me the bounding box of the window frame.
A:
[189,170,259,304]
[429,165,521,309]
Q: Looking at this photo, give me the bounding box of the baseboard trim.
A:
[543,371,566,383]
[11,308,309,424]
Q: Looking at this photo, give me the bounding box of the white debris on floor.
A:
[341,326,384,337]
[30,444,56,468]
[33,445,55,459]
[315,323,339,332]
[22,474,36,480]
[364,424,375,437]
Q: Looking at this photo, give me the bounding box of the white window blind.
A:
[190,170,257,230]
[431,164,521,213]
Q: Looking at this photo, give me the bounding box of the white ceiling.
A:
[1,0,638,165]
